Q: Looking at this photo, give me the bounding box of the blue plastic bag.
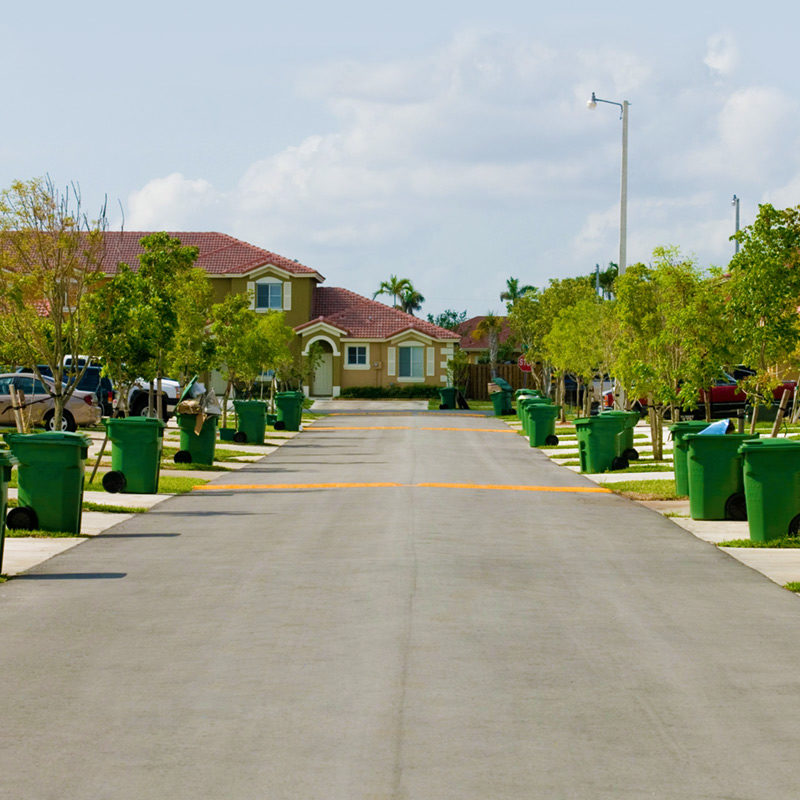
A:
[697,418,733,435]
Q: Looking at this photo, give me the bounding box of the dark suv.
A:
[17,365,115,416]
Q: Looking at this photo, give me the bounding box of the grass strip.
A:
[161,462,231,472]
[8,497,146,514]
[84,475,206,494]
[4,528,84,538]
[718,538,800,548]
[607,479,683,501]
[784,582,800,592]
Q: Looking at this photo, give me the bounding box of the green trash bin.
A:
[670,421,715,496]
[101,416,164,494]
[739,438,800,542]
[685,432,759,520]
[575,415,628,473]
[275,391,304,431]
[518,396,552,437]
[233,399,268,444]
[175,414,218,465]
[599,410,640,460]
[438,387,457,410]
[528,403,561,447]
[0,449,18,573]
[4,432,90,534]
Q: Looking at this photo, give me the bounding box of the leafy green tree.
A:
[426,309,468,330]
[135,232,200,418]
[84,263,158,414]
[166,267,216,383]
[210,293,295,427]
[373,275,412,307]
[0,177,108,429]
[500,276,535,310]
[727,203,800,431]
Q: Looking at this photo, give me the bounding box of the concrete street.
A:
[3,410,800,798]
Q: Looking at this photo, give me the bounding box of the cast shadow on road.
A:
[15,573,127,580]
[94,533,182,538]
[149,509,269,516]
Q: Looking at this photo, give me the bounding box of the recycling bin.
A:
[599,410,640,460]
[685,432,759,520]
[670,420,715,496]
[739,438,800,542]
[175,414,218,464]
[233,399,268,444]
[4,432,90,534]
[528,403,560,447]
[101,416,164,494]
[0,449,18,573]
[275,391,304,431]
[438,387,457,410]
[575,415,629,473]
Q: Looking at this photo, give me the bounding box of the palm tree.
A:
[373,275,412,308]
[400,286,425,315]
[472,312,504,378]
[500,277,535,309]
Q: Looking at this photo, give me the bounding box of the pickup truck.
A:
[696,372,796,419]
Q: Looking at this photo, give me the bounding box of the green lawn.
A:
[606,479,683,501]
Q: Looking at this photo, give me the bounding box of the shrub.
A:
[340,384,440,399]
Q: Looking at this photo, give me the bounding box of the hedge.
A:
[339,384,441,399]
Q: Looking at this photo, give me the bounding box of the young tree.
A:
[373,275,412,307]
[727,203,800,431]
[166,267,216,383]
[472,312,504,378]
[83,263,158,415]
[0,178,108,429]
[135,233,200,418]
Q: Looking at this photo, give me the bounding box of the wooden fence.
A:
[463,363,542,400]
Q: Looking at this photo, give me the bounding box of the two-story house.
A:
[101,232,460,396]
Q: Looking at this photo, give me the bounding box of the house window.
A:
[256,282,282,309]
[398,345,424,379]
[347,346,367,365]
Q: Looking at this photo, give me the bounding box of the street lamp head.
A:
[587,91,597,109]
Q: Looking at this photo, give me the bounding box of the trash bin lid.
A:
[4,431,92,448]
[179,374,200,403]
[493,377,513,391]
[103,415,165,430]
[739,437,800,453]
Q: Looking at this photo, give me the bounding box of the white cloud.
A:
[704,32,738,77]
[126,173,220,229]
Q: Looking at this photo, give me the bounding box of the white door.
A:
[312,353,333,395]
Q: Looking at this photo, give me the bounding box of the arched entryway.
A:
[311,340,334,396]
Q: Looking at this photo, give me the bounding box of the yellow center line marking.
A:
[194,482,612,494]
[306,426,515,433]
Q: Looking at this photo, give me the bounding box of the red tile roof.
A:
[456,316,516,350]
[100,232,322,278]
[298,287,460,340]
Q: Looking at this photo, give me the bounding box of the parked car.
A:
[18,364,115,416]
[0,372,101,430]
[127,377,181,420]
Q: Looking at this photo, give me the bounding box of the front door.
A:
[312,352,333,396]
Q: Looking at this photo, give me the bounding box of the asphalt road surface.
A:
[3,410,800,799]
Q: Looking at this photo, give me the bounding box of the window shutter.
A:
[247,281,255,310]
[283,281,292,311]
[387,347,396,376]
[426,347,435,376]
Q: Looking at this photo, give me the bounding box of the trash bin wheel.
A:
[623,448,639,461]
[789,514,800,538]
[274,421,286,430]
[611,456,629,471]
[439,403,447,410]
[6,506,38,531]
[545,434,559,446]
[102,470,127,494]
[174,450,193,464]
[724,492,748,521]
[233,431,248,443]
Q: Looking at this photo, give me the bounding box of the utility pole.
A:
[732,194,740,254]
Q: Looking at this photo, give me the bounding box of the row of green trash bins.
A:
[670,421,800,542]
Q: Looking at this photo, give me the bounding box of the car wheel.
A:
[43,409,76,432]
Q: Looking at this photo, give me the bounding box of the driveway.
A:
[2,411,800,798]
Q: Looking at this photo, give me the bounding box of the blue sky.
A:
[2,1,798,317]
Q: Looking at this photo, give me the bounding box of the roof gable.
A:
[307,287,460,341]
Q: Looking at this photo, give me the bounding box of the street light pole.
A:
[732,194,740,254]
[588,92,630,275]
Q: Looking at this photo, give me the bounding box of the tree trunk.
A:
[222,381,232,428]
[558,374,566,422]
[156,370,163,421]
[749,402,759,434]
